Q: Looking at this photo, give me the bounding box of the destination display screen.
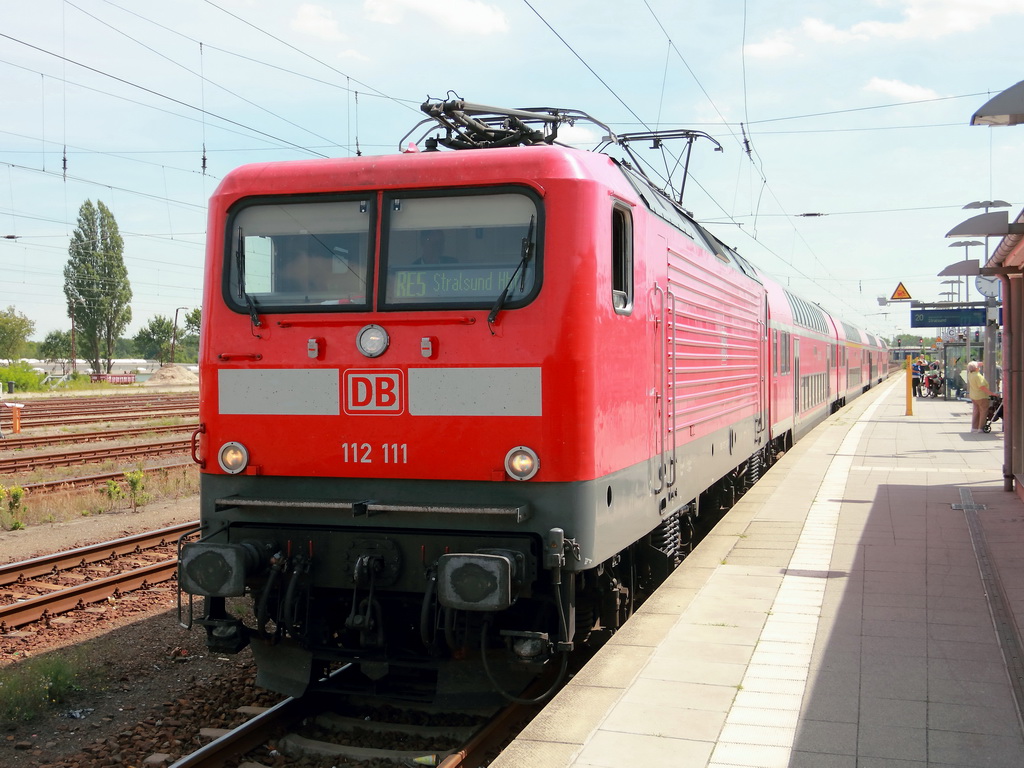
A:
[388,264,522,302]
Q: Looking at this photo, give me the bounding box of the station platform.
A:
[492,375,1024,768]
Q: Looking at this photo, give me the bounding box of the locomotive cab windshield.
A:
[225,188,541,314]
[228,196,375,311]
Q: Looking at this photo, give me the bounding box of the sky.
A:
[2,0,1023,345]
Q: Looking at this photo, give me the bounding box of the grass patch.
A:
[0,465,199,528]
[0,654,83,722]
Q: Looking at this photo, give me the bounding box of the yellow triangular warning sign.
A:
[890,282,912,301]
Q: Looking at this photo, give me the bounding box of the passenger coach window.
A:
[612,205,633,314]
[381,191,541,310]
[227,197,374,312]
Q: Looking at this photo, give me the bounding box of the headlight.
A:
[218,441,249,474]
[505,446,539,481]
[356,324,389,358]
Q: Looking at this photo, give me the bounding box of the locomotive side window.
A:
[226,197,374,312]
[381,190,541,310]
[612,204,633,314]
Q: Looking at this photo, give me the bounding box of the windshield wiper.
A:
[487,216,535,332]
[245,293,262,328]
[235,226,262,331]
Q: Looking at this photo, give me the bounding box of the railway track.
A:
[1,392,195,412]
[0,437,193,473]
[0,522,197,631]
[0,413,198,494]
[1,407,198,431]
[167,672,545,768]
[16,461,195,494]
[0,422,197,450]
[0,393,197,430]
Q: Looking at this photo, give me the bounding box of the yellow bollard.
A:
[905,355,913,416]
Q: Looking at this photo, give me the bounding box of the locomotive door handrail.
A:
[757,313,768,437]
[793,337,801,427]
[666,289,678,488]
[649,284,665,496]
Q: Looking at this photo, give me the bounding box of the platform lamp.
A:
[971,81,1024,126]
[170,306,189,364]
[963,201,1011,266]
[948,241,982,361]
[964,200,1012,213]
[940,279,960,303]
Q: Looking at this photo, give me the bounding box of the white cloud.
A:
[801,18,867,44]
[863,77,939,102]
[751,0,1024,51]
[291,3,349,43]
[364,0,508,35]
[556,124,603,148]
[743,34,796,60]
[846,0,1022,40]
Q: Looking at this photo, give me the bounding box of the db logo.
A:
[343,369,404,414]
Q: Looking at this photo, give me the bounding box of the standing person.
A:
[911,358,923,398]
[926,360,943,397]
[967,361,995,433]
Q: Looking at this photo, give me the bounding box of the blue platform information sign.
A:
[910,308,986,328]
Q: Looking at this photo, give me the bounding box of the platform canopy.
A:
[972,80,1024,126]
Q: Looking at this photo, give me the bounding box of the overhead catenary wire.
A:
[0,2,1004,336]
[64,0,348,155]
[0,32,332,160]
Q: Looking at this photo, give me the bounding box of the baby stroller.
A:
[983,394,1003,433]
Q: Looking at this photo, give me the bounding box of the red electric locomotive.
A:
[179,100,887,700]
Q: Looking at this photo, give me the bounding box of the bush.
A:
[0,656,81,721]
[0,362,45,393]
[0,484,27,530]
[123,469,151,512]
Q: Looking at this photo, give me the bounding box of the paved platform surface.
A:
[492,375,1024,768]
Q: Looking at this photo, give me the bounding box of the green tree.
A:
[38,329,73,374]
[63,200,132,374]
[0,306,35,363]
[184,307,201,337]
[114,337,135,358]
[133,315,173,362]
[173,307,202,363]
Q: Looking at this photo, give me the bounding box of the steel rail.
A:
[165,663,550,768]
[1,409,198,430]
[1,394,195,413]
[0,558,178,630]
[3,402,196,418]
[0,438,192,473]
[438,683,548,768]
[18,462,195,494]
[167,696,314,768]
[0,393,196,412]
[0,522,197,587]
[1,423,198,450]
